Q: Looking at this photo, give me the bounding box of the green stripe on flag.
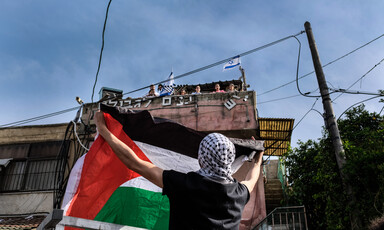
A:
[94,186,170,230]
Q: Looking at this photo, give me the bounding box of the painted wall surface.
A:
[234,156,267,230]
[0,124,67,145]
[0,124,70,215]
[0,192,53,214]
[100,91,258,134]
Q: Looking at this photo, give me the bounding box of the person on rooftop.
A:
[212,83,225,93]
[95,111,264,230]
[192,85,201,95]
[157,84,163,93]
[227,83,237,93]
[145,84,159,97]
[180,89,187,95]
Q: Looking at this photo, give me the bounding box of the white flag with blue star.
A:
[166,71,175,86]
[223,56,241,71]
[159,71,175,96]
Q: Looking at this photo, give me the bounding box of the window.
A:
[0,141,62,192]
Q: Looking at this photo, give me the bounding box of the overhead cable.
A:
[293,36,321,98]
[258,33,384,97]
[330,88,384,96]
[71,121,90,151]
[333,57,384,102]
[258,94,301,105]
[2,31,306,128]
[379,106,384,116]
[337,95,383,121]
[262,98,319,158]
[122,30,306,97]
[0,106,81,128]
[91,0,113,103]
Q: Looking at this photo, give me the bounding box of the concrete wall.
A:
[265,159,279,179]
[0,124,68,145]
[234,157,267,229]
[0,192,53,214]
[94,91,259,139]
[0,124,70,215]
[263,159,284,213]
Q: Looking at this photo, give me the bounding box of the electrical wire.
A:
[71,120,89,151]
[1,31,306,127]
[293,36,321,98]
[91,0,113,103]
[258,86,319,105]
[337,95,383,121]
[249,99,320,230]
[54,106,91,208]
[258,33,384,97]
[263,98,319,158]
[0,106,81,128]
[379,105,384,116]
[293,98,320,130]
[258,94,301,105]
[5,32,382,129]
[121,31,306,97]
[330,88,384,96]
[53,121,74,208]
[333,57,384,102]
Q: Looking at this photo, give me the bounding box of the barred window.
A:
[0,141,62,192]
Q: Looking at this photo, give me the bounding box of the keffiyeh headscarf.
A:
[197,133,236,183]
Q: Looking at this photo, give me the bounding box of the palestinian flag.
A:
[62,105,259,229]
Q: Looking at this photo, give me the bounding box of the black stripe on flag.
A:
[100,104,263,159]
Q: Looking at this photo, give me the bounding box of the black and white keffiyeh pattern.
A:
[197,133,236,183]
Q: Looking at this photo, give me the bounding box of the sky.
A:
[0,1,383,148]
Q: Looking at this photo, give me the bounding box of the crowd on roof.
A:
[145,83,239,98]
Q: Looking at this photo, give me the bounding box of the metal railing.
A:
[37,209,148,230]
[253,206,308,230]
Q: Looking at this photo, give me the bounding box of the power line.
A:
[379,105,384,116]
[293,36,321,98]
[337,95,383,121]
[91,0,113,103]
[258,94,301,104]
[262,98,319,159]
[293,98,319,130]
[330,88,384,96]
[0,106,81,128]
[333,57,384,101]
[121,30,306,97]
[258,33,384,97]
[5,32,382,128]
[2,31,306,128]
[258,86,319,105]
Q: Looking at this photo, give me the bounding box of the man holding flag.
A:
[94,110,264,229]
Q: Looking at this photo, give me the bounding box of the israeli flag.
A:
[223,56,241,71]
[159,71,175,96]
[159,85,174,96]
[166,71,175,86]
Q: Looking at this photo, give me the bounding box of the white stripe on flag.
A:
[167,72,175,86]
[62,153,86,214]
[223,56,241,70]
[134,141,200,173]
[120,176,162,192]
[135,140,247,175]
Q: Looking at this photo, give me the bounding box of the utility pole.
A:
[304,21,361,229]
[239,66,248,91]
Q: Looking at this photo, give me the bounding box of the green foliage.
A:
[284,104,384,230]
